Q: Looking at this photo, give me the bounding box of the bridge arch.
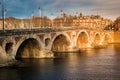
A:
[103,33,113,44]
[50,32,71,52]
[76,30,90,48]
[93,33,101,45]
[14,35,43,59]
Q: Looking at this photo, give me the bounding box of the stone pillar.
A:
[87,42,92,48]
[0,52,8,64]
[39,44,54,58]
[0,47,8,66]
[68,37,80,52]
[87,37,93,48]
[38,49,54,58]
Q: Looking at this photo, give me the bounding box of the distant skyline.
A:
[0,0,120,20]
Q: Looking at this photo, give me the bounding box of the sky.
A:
[0,0,120,20]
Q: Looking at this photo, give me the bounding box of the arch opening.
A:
[77,32,88,48]
[15,38,41,59]
[93,34,100,45]
[5,42,13,54]
[103,34,112,44]
[52,34,70,52]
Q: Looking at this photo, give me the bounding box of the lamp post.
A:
[38,7,42,28]
[4,8,7,28]
[1,0,5,30]
[38,7,42,18]
[31,11,34,29]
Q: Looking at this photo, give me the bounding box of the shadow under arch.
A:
[76,32,89,48]
[15,38,41,59]
[5,42,13,54]
[51,34,70,52]
[93,33,101,45]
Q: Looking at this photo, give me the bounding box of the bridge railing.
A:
[0,26,113,37]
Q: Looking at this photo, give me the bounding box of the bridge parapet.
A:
[0,27,108,37]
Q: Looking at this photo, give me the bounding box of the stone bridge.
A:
[0,27,114,63]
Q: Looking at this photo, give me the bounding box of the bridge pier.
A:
[68,40,80,52]
[38,49,54,58]
[87,42,93,48]
[0,49,8,64]
[0,47,15,67]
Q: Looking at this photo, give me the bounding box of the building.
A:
[0,16,52,29]
[52,12,113,29]
[0,12,113,30]
[114,16,120,30]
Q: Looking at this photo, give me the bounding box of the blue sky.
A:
[0,0,120,20]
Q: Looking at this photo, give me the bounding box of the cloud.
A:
[1,0,119,20]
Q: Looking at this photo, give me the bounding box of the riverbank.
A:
[0,59,26,68]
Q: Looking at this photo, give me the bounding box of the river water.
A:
[0,44,120,80]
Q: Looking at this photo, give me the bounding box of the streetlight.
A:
[31,11,34,29]
[4,8,7,28]
[38,7,42,17]
[0,0,5,30]
[51,13,54,27]
[38,7,42,28]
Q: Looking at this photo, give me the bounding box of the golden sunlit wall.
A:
[114,32,120,43]
[52,12,113,29]
[0,12,113,29]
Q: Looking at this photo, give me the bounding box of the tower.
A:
[38,7,42,18]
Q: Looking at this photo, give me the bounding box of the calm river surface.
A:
[0,44,120,80]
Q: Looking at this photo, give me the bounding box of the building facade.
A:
[114,16,120,30]
[0,16,51,29]
[53,12,113,30]
[0,12,113,30]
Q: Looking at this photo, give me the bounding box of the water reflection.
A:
[0,68,21,80]
[0,44,120,80]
